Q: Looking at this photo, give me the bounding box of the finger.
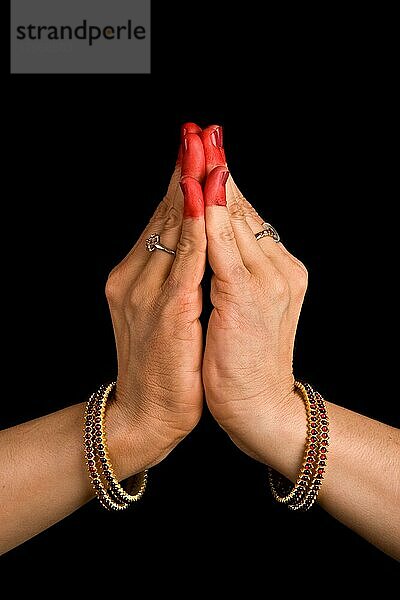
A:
[226,199,272,273]
[182,122,202,136]
[167,176,206,290]
[113,136,186,282]
[204,166,249,282]
[181,132,206,183]
[167,131,206,288]
[201,125,226,175]
[111,124,203,283]
[224,176,277,254]
[247,207,307,274]
[177,122,202,167]
[229,184,306,274]
[109,189,181,287]
[169,122,203,204]
[142,130,206,284]
[201,129,267,273]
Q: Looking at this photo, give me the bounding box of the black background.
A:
[3,1,399,583]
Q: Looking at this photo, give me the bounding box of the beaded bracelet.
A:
[84,382,148,511]
[268,381,329,511]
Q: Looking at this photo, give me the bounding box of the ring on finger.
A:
[145,233,176,256]
[254,222,280,243]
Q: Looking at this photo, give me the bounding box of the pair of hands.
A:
[106,123,309,476]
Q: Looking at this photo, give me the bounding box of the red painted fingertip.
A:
[201,125,226,173]
[211,126,223,149]
[220,170,230,186]
[181,122,202,140]
[177,123,202,166]
[181,176,204,218]
[204,167,230,207]
[181,133,206,183]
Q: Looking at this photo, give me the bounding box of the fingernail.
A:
[220,170,229,186]
[211,126,224,148]
[181,122,202,139]
[183,136,188,153]
[204,169,230,207]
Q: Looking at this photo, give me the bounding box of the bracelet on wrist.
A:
[268,381,329,511]
[84,382,148,511]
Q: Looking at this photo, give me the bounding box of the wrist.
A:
[259,389,306,482]
[106,397,188,481]
[224,387,306,483]
[105,400,159,481]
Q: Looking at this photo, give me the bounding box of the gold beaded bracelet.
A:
[84,382,148,511]
[268,381,329,511]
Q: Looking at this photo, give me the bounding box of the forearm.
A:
[0,401,137,555]
[260,396,400,559]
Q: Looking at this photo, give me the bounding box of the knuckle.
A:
[105,270,123,304]
[290,262,309,296]
[229,188,246,205]
[159,196,171,214]
[207,223,236,245]
[150,198,169,223]
[164,205,182,230]
[242,202,261,221]
[218,225,236,244]
[272,271,290,300]
[128,287,142,310]
[176,231,206,257]
[176,236,193,257]
[228,201,245,221]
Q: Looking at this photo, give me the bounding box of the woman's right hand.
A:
[106,123,207,477]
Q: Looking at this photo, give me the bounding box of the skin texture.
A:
[202,125,226,173]
[106,125,207,472]
[0,123,207,554]
[0,123,399,560]
[181,133,205,218]
[200,124,400,560]
[176,122,202,166]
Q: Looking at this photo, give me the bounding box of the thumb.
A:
[202,124,242,209]
[165,122,203,203]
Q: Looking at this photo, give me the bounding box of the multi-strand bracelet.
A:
[85,380,327,513]
[84,382,148,511]
[268,381,329,511]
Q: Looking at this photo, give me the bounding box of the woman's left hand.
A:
[201,126,309,468]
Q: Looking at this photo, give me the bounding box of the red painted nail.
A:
[220,170,229,186]
[211,126,224,149]
[178,123,202,166]
[202,125,226,173]
[204,168,230,207]
[181,122,202,141]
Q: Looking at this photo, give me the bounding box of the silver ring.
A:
[145,233,176,256]
[255,222,280,243]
